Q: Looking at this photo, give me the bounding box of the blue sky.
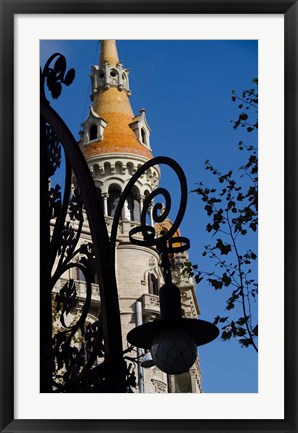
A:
[40,39,258,393]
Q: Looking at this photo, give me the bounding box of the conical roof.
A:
[83,40,153,160]
[99,40,119,67]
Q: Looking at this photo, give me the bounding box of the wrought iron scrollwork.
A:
[40,53,75,104]
[40,54,132,393]
[110,156,191,279]
[111,156,187,248]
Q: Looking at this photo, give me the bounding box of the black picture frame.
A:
[0,1,296,432]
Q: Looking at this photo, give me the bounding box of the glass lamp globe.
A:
[151,327,197,375]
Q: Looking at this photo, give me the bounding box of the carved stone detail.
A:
[151,379,167,393]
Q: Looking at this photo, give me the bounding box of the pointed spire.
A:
[99,40,119,67]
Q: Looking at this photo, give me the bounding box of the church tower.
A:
[76,40,202,393]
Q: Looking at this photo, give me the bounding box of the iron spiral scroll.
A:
[110,156,191,261]
[40,53,191,393]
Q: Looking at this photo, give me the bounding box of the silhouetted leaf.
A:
[222,329,232,340]
[236,326,247,337]
[252,325,258,336]
[239,338,253,348]
[213,315,220,325]
[215,239,232,255]
[222,273,232,286]
[236,316,249,326]
[208,278,223,290]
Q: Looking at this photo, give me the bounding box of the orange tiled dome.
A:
[83,41,153,161]
[83,119,153,160]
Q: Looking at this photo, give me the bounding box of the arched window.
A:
[115,161,123,174]
[108,189,121,217]
[89,124,97,141]
[93,164,100,176]
[127,162,133,175]
[104,162,111,175]
[127,193,140,222]
[148,273,159,296]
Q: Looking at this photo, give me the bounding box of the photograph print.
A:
[40,39,258,394]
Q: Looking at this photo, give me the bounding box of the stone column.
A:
[149,204,154,227]
[139,194,145,221]
[102,192,109,216]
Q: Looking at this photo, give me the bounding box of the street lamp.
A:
[128,242,219,375]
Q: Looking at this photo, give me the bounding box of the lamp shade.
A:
[127,318,219,349]
[127,318,219,375]
[127,278,219,376]
[151,327,197,374]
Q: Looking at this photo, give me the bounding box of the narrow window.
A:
[108,189,121,217]
[127,193,140,222]
[89,124,97,141]
[127,193,134,220]
[148,273,159,296]
[141,128,147,145]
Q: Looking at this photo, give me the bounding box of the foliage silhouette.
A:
[192,79,258,352]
